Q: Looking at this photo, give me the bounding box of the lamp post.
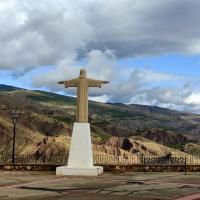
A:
[10,110,19,163]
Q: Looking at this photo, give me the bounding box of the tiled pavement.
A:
[0,171,200,200]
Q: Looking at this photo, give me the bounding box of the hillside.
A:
[0,84,200,157]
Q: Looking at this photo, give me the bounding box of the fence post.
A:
[145,155,147,173]
[142,154,146,173]
[184,156,187,175]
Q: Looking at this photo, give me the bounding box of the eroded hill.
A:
[0,84,200,156]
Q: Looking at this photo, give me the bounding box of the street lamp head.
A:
[10,110,19,125]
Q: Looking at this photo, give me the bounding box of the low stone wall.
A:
[102,164,200,172]
[0,164,200,172]
[0,164,57,171]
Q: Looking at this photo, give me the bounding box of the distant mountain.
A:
[0,84,199,156]
[0,84,22,92]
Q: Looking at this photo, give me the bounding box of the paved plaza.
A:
[0,171,200,200]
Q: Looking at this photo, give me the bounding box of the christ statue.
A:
[58,69,109,123]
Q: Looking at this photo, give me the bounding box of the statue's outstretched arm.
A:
[87,78,109,88]
[58,78,78,88]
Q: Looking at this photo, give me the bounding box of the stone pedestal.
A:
[56,123,103,176]
[56,166,103,176]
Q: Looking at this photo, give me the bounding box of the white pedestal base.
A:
[56,123,103,176]
[56,166,103,176]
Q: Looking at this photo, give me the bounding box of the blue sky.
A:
[1,0,200,113]
[1,54,200,88]
[120,55,200,77]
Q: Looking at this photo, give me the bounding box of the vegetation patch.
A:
[26,94,76,105]
[93,132,111,143]
[92,119,111,127]
[167,143,187,150]
[53,115,74,125]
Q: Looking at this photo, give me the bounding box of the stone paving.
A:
[0,171,199,200]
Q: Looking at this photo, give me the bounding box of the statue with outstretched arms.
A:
[58,69,109,123]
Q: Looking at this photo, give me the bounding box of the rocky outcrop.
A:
[142,128,188,145]
[183,143,200,155]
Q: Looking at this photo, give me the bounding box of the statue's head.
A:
[80,69,86,79]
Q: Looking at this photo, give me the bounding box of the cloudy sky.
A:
[1,0,200,113]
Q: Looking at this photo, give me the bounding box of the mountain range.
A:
[0,84,200,157]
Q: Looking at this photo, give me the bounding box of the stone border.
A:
[0,164,200,172]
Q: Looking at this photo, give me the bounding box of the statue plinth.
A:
[56,166,103,176]
[56,123,103,176]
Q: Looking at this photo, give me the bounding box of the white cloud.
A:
[184,93,200,106]
[141,70,183,82]
[25,47,200,113]
[31,49,115,93]
[89,95,109,103]
[1,0,200,70]
[1,0,200,113]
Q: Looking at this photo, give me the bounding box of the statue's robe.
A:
[63,78,104,123]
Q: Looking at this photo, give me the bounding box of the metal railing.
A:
[0,154,68,165]
[142,154,200,165]
[0,153,200,165]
